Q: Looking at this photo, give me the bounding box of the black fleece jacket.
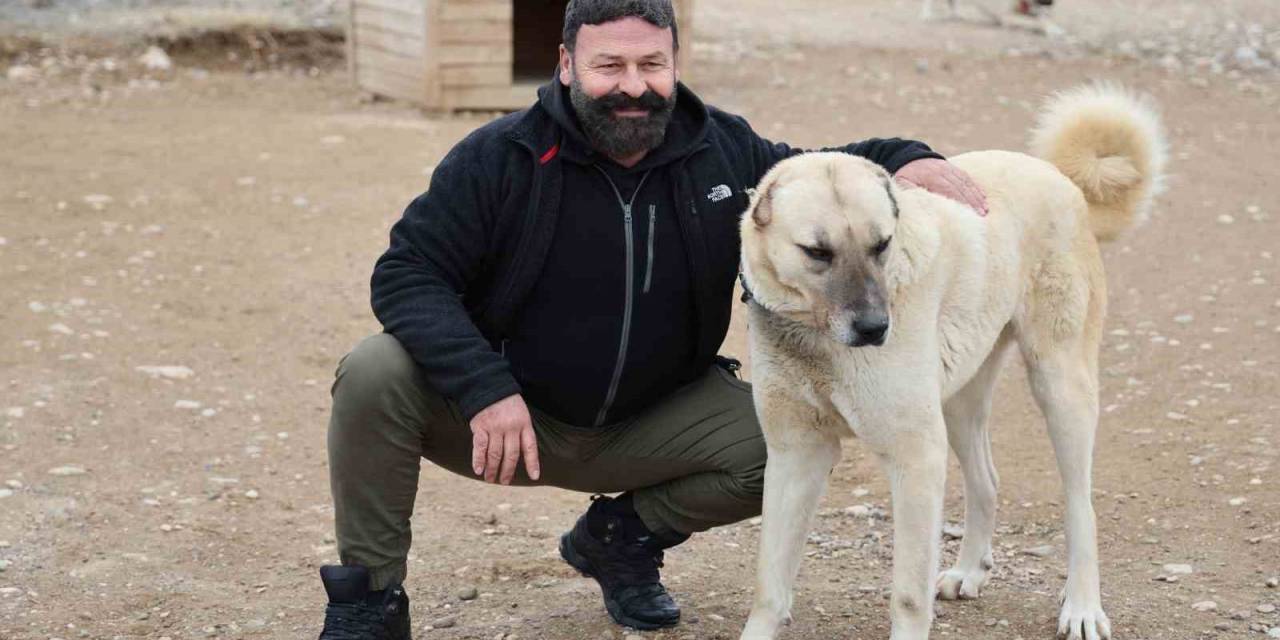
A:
[371,78,942,423]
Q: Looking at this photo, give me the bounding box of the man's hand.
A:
[894,158,989,216]
[470,394,541,485]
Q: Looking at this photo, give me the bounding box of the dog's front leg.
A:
[876,423,948,640]
[740,428,841,640]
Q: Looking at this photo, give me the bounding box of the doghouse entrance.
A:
[513,0,570,83]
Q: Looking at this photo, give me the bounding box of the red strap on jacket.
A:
[539,143,560,165]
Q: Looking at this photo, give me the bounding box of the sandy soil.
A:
[1,1,1278,639]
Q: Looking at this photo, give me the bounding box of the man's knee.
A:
[727,436,768,504]
[331,333,421,407]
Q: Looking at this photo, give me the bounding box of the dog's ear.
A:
[881,173,900,219]
[750,185,773,226]
[747,172,784,227]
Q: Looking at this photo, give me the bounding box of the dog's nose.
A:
[852,316,889,346]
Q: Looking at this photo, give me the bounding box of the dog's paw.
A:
[739,609,791,640]
[935,566,990,600]
[1057,596,1111,640]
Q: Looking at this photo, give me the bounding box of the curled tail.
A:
[1030,84,1168,241]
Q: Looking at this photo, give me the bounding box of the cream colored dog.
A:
[738,85,1166,640]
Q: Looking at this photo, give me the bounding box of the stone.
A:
[82,194,113,209]
[1164,564,1194,576]
[943,523,965,540]
[1259,604,1277,614]
[1266,577,1278,588]
[457,586,479,601]
[6,65,38,83]
[427,615,458,629]
[136,365,195,380]
[1192,600,1218,612]
[844,505,871,518]
[48,466,87,476]
[138,46,172,71]
[1021,545,1054,558]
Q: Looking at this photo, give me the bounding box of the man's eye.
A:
[799,245,833,263]
[873,237,892,256]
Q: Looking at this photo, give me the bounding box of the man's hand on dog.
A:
[470,394,541,484]
[895,158,989,215]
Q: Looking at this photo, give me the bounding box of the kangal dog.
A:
[738,85,1166,640]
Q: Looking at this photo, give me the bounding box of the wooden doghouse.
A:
[348,0,693,111]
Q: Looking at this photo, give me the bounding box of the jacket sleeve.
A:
[370,144,521,422]
[736,115,944,184]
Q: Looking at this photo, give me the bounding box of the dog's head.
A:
[741,153,899,348]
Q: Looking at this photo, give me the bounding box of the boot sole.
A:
[558,533,680,631]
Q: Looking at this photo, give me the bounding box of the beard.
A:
[569,77,677,159]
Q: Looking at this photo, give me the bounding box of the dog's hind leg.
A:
[1019,268,1112,640]
[740,411,841,640]
[936,336,1011,601]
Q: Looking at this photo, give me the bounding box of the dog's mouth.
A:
[847,334,886,348]
[845,330,888,348]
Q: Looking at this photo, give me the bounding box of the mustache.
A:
[588,90,670,114]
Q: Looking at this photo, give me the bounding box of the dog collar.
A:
[738,270,755,304]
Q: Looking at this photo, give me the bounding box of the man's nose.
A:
[618,65,646,97]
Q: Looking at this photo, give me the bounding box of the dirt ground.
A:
[1,1,1278,639]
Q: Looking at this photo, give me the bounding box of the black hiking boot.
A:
[559,494,689,630]
[318,565,411,640]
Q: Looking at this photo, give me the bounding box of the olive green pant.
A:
[328,333,766,590]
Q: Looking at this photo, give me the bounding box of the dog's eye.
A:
[872,237,892,257]
[799,245,833,263]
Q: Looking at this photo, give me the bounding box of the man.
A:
[318,1,987,637]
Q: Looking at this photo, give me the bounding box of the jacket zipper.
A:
[643,204,656,294]
[592,166,653,427]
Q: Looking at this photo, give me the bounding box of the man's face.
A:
[559,16,679,159]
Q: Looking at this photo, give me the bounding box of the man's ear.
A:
[558,45,572,87]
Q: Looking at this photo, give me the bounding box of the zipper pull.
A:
[623,203,633,222]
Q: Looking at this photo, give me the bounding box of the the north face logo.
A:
[706,184,732,202]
